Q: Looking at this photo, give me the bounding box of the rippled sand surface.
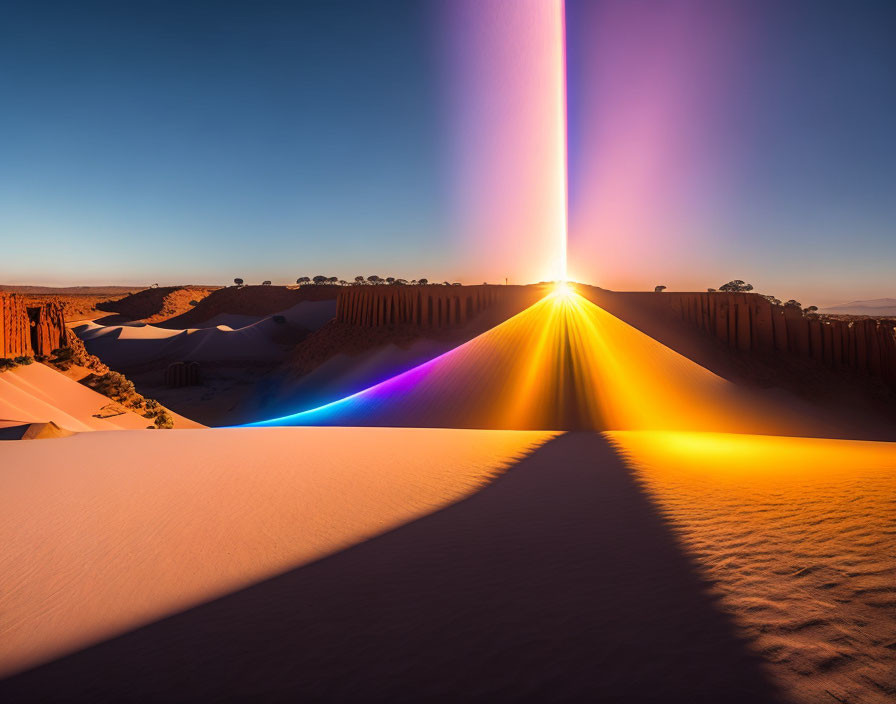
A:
[609,431,896,704]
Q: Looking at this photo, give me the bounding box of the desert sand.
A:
[0,427,552,680]
[2,290,895,702]
[74,299,337,367]
[610,431,896,704]
[0,363,151,431]
[1,427,894,702]
[0,363,201,432]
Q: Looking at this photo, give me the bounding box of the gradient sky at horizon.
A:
[1,0,894,304]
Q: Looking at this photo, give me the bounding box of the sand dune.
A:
[159,284,339,328]
[1,427,894,701]
[0,364,149,431]
[75,299,336,368]
[253,291,819,435]
[0,426,552,678]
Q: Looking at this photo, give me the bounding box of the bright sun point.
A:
[553,280,573,298]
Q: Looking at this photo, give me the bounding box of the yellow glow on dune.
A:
[530,291,785,433]
[608,430,896,703]
[551,279,573,298]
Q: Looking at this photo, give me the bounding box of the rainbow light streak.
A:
[443,0,568,283]
[249,289,795,434]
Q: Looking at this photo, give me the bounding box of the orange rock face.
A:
[27,300,68,356]
[0,294,69,359]
[0,294,32,358]
[336,285,532,328]
[581,288,896,390]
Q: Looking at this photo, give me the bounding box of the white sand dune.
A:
[0,426,552,677]
[0,364,149,431]
[75,319,279,366]
[76,299,337,368]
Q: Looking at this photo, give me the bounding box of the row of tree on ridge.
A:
[232,276,461,287]
[654,280,818,316]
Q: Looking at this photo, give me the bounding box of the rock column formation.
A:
[165,361,201,388]
[0,293,69,359]
[584,288,896,390]
[0,294,33,358]
[27,301,68,356]
[336,285,518,328]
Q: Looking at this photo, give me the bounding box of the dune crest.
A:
[0,364,151,432]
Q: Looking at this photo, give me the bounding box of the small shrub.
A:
[51,347,75,362]
[93,371,136,399]
[154,411,174,429]
[13,355,33,365]
[0,358,17,372]
[50,347,75,369]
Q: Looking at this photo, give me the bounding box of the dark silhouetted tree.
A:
[654,285,667,293]
[262,280,272,286]
[719,280,753,292]
[296,276,310,285]
[234,278,244,286]
[417,278,428,285]
[312,275,328,285]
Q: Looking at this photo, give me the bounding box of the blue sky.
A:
[1,0,451,285]
[2,0,895,304]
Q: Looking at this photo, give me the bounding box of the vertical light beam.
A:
[558,0,569,282]
[442,0,569,284]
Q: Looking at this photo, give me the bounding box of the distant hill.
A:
[0,285,145,295]
[0,285,218,295]
[821,298,896,316]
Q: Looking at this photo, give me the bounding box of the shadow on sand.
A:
[0,433,782,702]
